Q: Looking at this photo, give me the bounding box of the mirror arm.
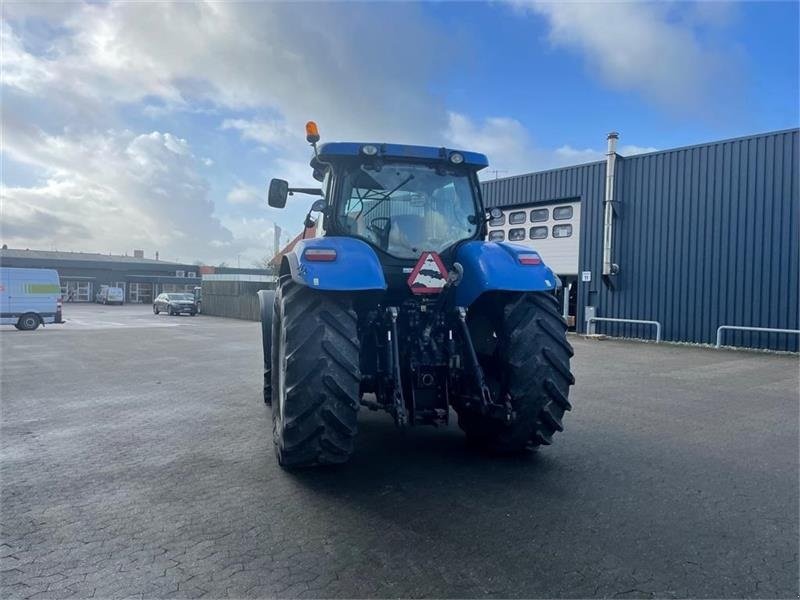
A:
[288,188,324,196]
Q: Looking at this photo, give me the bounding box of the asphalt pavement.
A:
[1,304,798,598]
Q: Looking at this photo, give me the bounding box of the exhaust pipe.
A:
[602,132,619,277]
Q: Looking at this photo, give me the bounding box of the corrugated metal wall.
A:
[201,280,274,321]
[481,128,799,351]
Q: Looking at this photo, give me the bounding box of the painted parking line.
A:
[56,317,182,330]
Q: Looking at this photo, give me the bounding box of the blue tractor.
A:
[259,122,574,468]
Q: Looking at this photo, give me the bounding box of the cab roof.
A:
[317,142,489,170]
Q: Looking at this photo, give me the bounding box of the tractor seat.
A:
[388,214,427,252]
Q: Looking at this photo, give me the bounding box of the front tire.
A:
[153,305,159,314]
[456,292,574,453]
[17,313,41,331]
[271,278,360,468]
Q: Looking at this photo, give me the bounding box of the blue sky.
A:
[2,1,798,265]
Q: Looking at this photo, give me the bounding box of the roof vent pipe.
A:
[602,131,620,277]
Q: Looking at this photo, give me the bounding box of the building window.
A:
[508,228,525,241]
[62,281,92,302]
[489,213,505,227]
[129,283,153,303]
[553,206,573,220]
[553,224,573,238]
[175,270,185,277]
[509,211,526,225]
[488,230,505,242]
[530,226,548,240]
[530,208,549,222]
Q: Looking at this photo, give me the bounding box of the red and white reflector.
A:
[518,253,542,265]
[407,251,448,294]
[303,248,337,262]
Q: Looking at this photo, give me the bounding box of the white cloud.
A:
[2,3,446,140]
[221,118,292,149]
[445,112,655,177]
[225,183,261,205]
[216,216,283,267]
[0,21,55,93]
[444,112,535,177]
[520,1,735,112]
[1,2,454,251]
[0,124,241,263]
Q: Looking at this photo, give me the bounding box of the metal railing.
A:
[586,317,662,343]
[715,325,800,349]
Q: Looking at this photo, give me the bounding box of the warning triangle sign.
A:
[407,252,448,295]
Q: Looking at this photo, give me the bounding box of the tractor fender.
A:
[257,289,276,404]
[454,241,559,307]
[282,238,387,291]
[257,289,276,359]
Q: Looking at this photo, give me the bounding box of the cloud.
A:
[445,112,656,178]
[1,2,454,250]
[520,1,737,113]
[2,3,447,141]
[221,118,293,149]
[225,183,261,205]
[1,123,237,263]
[444,112,535,177]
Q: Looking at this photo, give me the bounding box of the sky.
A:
[1,1,798,267]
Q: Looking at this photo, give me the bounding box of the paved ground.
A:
[1,304,798,599]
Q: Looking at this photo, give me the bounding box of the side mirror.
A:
[310,199,327,213]
[268,178,289,208]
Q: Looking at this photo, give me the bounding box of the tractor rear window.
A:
[338,163,479,259]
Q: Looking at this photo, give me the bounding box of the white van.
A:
[97,286,124,305]
[0,268,63,330]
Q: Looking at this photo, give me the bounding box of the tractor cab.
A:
[268,124,493,292]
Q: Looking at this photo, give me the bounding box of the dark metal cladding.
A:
[481,128,800,351]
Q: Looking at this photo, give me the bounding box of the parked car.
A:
[96,286,124,305]
[153,293,197,316]
[0,267,63,330]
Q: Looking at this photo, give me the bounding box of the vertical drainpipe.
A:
[602,131,620,279]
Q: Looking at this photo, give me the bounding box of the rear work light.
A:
[518,253,542,265]
[303,248,337,262]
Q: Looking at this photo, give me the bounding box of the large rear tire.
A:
[271,278,360,468]
[456,292,574,453]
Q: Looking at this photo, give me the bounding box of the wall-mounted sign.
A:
[581,271,592,283]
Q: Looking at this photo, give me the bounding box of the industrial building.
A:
[0,249,202,304]
[481,128,799,351]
